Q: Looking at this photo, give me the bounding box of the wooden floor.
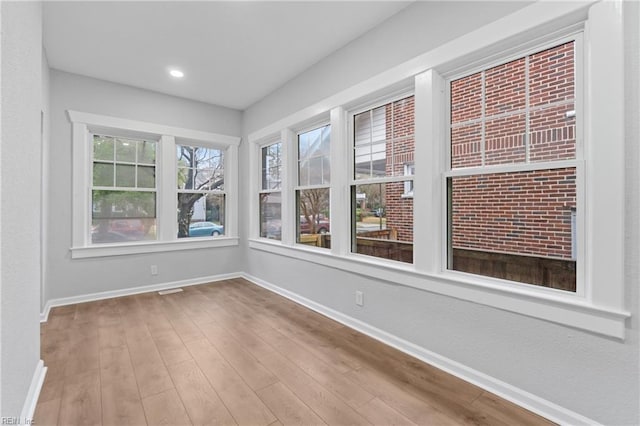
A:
[35,278,553,426]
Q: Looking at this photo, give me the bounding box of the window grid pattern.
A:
[296,126,331,246]
[92,135,157,190]
[91,135,158,243]
[448,41,578,291]
[451,42,576,169]
[260,142,283,240]
[176,145,225,238]
[351,96,415,263]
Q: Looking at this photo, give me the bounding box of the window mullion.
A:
[157,134,175,242]
[281,128,296,245]
[415,70,445,274]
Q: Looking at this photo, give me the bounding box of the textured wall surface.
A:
[1,1,42,417]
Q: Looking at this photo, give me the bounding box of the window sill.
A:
[72,237,239,259]
[248,238,630,339]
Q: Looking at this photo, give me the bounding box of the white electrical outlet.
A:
[150,265,158,275]
[355,291,364,306]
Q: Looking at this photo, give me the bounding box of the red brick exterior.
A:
[450,42,576,260]
[451,168,576,258]
[384,96,414,242]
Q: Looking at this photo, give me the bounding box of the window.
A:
[447,41,578,291]
[260,142,282,240]
[351,96,414,263]
[296,125,331,249]
[248,2,629,338]
[91,135,157,243]
[177,145,225,238]
[70,110,240,257]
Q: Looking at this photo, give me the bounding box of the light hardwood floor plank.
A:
[142,388,192,426]
[256,382,327,426]
[258,326,374,409]
[185,338,276,426]
[346,367,461,426]
[198,321,279,391]
[33,398,61,426]
[100,346,148,426]
[257,349,371,426]
[356,397,418,426]
[124,324,174,399]
[167,359,237,426]
[58,370,102,426]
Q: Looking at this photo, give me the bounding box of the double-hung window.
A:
[91,135,157,243]
[259,141,283,240]
[296,124,331,248]
[177,144,225,238]
[446,39,580,291]
[351,95,415,263]
[69,111,240,257]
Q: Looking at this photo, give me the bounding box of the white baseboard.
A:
[241,272,599,426]
[40,272,242,322]
[20,360,47,423]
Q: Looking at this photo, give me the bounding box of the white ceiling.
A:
[43,1,411,110]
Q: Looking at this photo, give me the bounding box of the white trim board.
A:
[21,360,47,424]
[241,272,601,426]
[39,272,242,322]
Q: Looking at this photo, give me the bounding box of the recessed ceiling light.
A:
[169,69,184,78]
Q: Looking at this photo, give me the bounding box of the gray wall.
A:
[1,1,43,417]
[46,70,244,303]
[242,1,639,424]
[243,1,532,133]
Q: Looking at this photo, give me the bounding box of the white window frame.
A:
[247,1,630,338]
[348,92,415,262]
[295,123,331,247]
[258,138,284,241]
[175,142,227,238]
[69,111,240,258]
[441,35,584,295]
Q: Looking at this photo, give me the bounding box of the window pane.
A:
[296,188,330,249]
[116,164,136,188]
[137,165,155,188]
[91,190,156,243]
[298,125,330,186]
[177,167,192,190]
[485,58,526,117]
[115,164,136,187]
[448,168,576,291]
[354,96,414,180]
[177,193,225,238]
[529,103,576,162]
[485,114,526,165]
[529,42,575,107]
[259,192,281,240]
[195,168,214,190]
[450,42,576,168]
[116,139,137,162]
[262,143,282,190]
[93,163,113,187]
[451,123,482,168]
[352,183,413,263]
[137,141,156,164]
[451,72,482,125]
[177,145,224,191]
[93,136,114,161]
